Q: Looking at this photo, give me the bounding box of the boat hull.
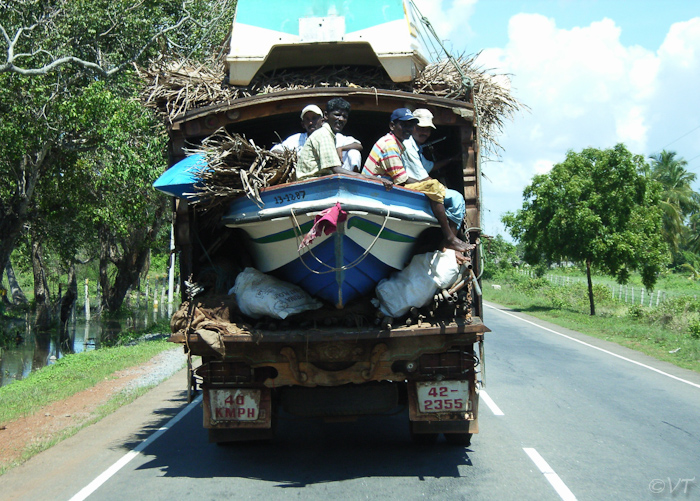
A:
[223,175,438,308]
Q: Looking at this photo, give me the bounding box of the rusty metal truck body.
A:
[160,0,490,444]
[166,87,489,444]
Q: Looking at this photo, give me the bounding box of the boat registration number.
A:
[274,191,306,205]
[416,381,470,413]
[210,389,261,421]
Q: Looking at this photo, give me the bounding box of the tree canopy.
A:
[502,144,669,315]
[0,0,234,76]
[647,150,700,256]
[0,0,236,320]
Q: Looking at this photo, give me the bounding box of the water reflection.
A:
[0,301,176,388]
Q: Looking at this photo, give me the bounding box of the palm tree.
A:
[684,212,700,254]
[648,150,700,253]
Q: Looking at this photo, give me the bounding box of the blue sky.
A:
[414,0,700,238]
[469,0,699,51]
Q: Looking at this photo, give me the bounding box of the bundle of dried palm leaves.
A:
[186,128,295,212]
[139,54,525,159]
[143,55,525,210]
[139,61,243,121]
[414,53,526,159]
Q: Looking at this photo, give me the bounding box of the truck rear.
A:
[153,0,495,445]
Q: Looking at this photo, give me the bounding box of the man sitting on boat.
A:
[362,108,471,255]
[271,104,324,154]
[274,101,363,172]
[296,98,390,188]
[402,108,466,236]
[406,109,462,177]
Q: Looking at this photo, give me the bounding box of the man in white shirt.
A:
[272,104,362,171]
[401,108,466,232]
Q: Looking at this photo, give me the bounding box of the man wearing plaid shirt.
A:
[296,98,391,188]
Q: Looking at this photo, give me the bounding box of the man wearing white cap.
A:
[271,104,325,154]
[363,108,470,254]
[401,108,465,231]
[272,103,363,172]
[405,109,460,177]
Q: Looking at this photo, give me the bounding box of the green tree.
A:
[483,234,519,278]
[0,1,235,76]
[502,144,669,315]
[647,150,700,253]
[0,1,236,319]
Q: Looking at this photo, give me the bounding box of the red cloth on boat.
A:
[299,202,348,250]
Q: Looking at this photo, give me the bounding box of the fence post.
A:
[84,278,90,321]
[631,287,634,303]
[640,288,645,306]
[649,292,653,307]
[656,290,661,306]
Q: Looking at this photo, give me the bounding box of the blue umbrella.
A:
[152,154,207,199]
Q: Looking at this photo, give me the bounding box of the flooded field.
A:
[0,302,177,387]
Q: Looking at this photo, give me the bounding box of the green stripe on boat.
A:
[251,217,413,244]
[347,218,413,242]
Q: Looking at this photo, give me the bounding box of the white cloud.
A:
[475,14,700,238]
[411,4,700,236]
[412,0,477,53]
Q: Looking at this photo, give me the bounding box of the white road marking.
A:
[479,390,504,415]
[523,448,578,501]
[486,304,700,390]
[69,395,203,501]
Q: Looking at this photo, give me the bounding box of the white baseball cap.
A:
[412,109,435,129]
[300,104,323,119]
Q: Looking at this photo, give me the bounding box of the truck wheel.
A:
[186,356,197,403]
[444,433,472,446]
[410,422,438,445]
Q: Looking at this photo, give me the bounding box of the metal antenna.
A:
[408,0,474,94]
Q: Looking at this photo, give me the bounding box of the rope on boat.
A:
[289,208,391,275]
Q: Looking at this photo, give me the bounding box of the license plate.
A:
[416,381,470,413]
[210,389,261,421]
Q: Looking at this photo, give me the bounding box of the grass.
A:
[483,273,700,373]
[0,338,174,425]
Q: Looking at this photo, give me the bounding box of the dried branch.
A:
[140,53,527,159]
[186,129,296,212]
[0,0,235,77]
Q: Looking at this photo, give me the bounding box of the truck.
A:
[152,0,499,445]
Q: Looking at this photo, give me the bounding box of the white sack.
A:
[231,267,322,319]
[375,250,460,318]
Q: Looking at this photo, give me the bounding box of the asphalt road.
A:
[2,302,699,500]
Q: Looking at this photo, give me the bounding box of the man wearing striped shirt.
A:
[362,108,470,254]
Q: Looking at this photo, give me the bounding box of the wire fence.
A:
[517,270,699,308]
[77,276,180,320]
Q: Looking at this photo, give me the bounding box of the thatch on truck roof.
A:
[186,128,296,212]
[139,53,525,160]
[413,53,524,160]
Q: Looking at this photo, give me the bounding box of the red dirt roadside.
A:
[0,350,181,472]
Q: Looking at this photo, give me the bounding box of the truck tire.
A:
[444,433,472,446]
